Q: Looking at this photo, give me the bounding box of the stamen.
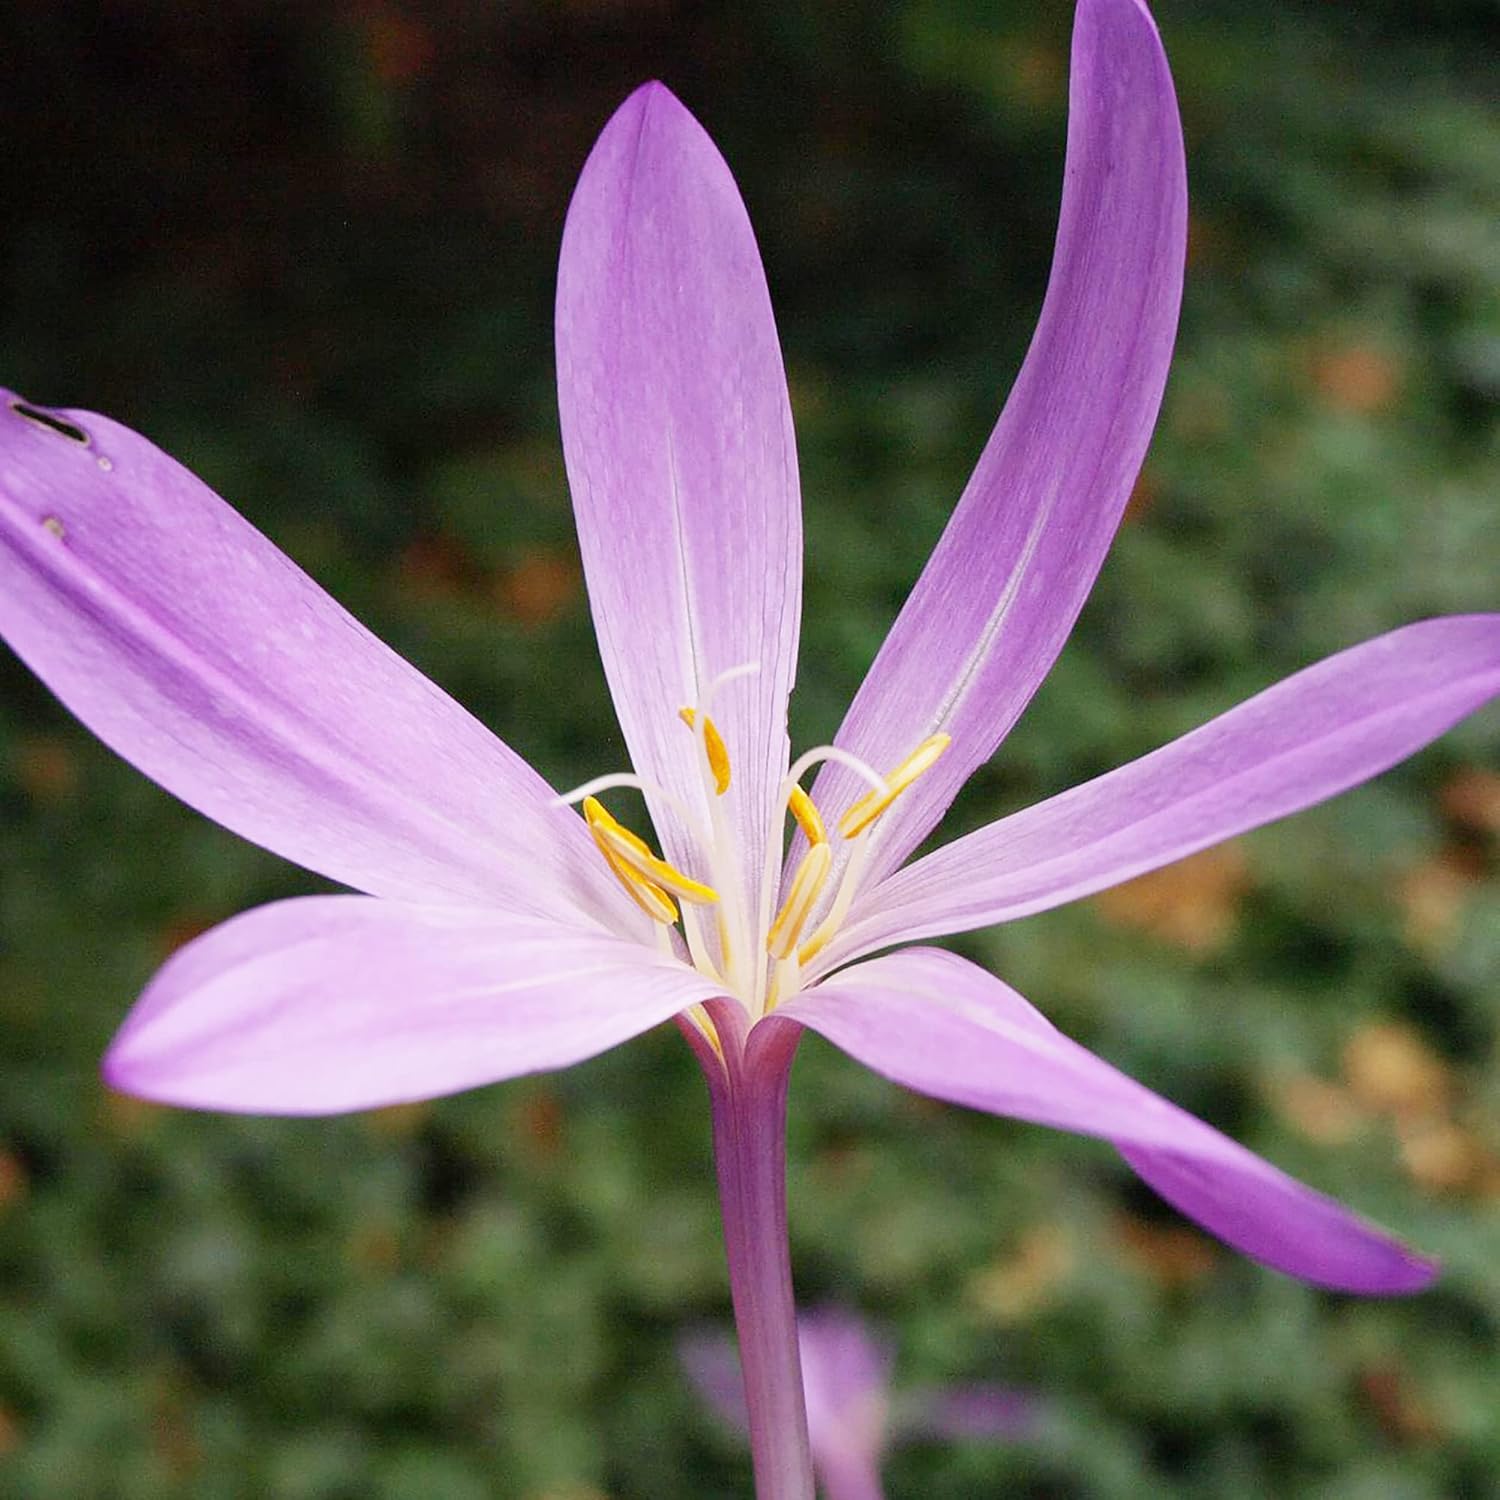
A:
[788,785,826,845]
[678,707,731,795]
[766,842,832,960]
[797,829,877,966]
[593,835,679,924]
[681,906,725,984]
[552,771,661,808]
[584,797,720,907]
[837,733,952,839]
[701,660,763,708]
[784,744,891,799]
[551,771,698,832]
[685,662,760,997]
[755,745,891,1012]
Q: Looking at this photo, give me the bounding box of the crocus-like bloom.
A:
[1,0,1497,1493]
[684,1308,1035,1500]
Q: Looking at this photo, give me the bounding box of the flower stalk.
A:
[685,1001,813,1500]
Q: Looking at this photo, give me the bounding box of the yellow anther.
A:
[795,927,830,967]
[678,707,732,795]
[788,785,826,846]
[837,733,952,839]
[582,798,680,923]
[605,850,680,924]
[766,841,833,960]
[583,796,720,907]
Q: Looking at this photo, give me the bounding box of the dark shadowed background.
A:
[1,1,1497,1496]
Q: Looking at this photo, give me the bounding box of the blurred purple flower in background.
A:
[683,1307,1035,1500]
[1,0,1497,1493]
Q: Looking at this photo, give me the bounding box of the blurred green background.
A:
[1,1,1497,1495]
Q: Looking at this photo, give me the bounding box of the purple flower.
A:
[1,0,1497,1489]
[683,1307,1035,1500]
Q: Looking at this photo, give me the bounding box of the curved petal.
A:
[0,396,633,925]
[794,1308,894,1479]
[680,1330,751,1435]
[103,896,720,1114]
[683,1311,896,1492]
[783,949,1435,1293]
[556,83,802,936]
[808,0,1186,886]
[823,615,1500,968]
[899,1385,1037,1445]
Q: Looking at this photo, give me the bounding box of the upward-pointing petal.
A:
[0,396,635,926]
[810,0,1187,885]
[556,83,803,924]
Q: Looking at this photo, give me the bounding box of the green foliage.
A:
[0,1,1496,1495]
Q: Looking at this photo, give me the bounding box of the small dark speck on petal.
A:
[9,401,90,445]
[41,516,65,539]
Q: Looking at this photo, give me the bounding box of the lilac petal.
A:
[796,1307,894,1468]
[808,0,1186,886]
[684,1310,893,1500]
[680,1330,751,1435]
[784,949,1436,1294]
[897,1385,1037,1445]
[103,897,717,1114]
[556,83,802,914]
[822,615,1500,969]
[0,396,632,924]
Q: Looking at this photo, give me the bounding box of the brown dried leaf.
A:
[13,735,79,805]
[1396,846,1485,954]
[1440,768,1500,835]
[100,1091,168,1138]
[1341,1022,1450,1120]
[347,1222,402,1273]
[1310,343,1402,415]
[1093,844,1248,954]
[363,1100,430,1138]
[366,12,436,86]
[396,535,488,605]
[968,1224,1075,1324]
[1122,469,1157,524]
[1266,1072,1368,1147]
[1112,1214,1219,1286]
[508,1085,565,1161]
[497,551,580,628]
[1357,1361,1444,1445]
[0,1149,26,1212]
[1397,1118,1499,1198]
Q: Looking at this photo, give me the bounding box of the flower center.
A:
[561,679,949,1022]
